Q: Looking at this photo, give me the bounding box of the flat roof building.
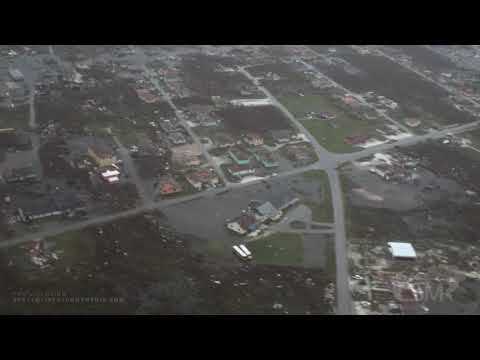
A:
[388,242,417,260]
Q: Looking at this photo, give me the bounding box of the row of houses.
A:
[226,198,299,236]
[16,192,85,223]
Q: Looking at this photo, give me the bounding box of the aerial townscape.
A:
[1,45,480,315]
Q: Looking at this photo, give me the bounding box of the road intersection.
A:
[3,46,480,315]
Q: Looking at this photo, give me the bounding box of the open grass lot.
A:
[301,119,362,154]
[279,94,383,153]
[279,93,349,119]
[302,170,333,223]
[249,232,304,267]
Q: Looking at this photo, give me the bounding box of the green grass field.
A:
[279,94,349,119]
[279,94,382,153]
[248,232,304,267]
[302,170,333,223]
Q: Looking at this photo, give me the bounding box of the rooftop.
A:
[388,242,417,259]
[256,201,281,219]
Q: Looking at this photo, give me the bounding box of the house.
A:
[251,147,278,168]
[185,169,219,190]
[168,132,187,145]
[270,129,293,144]
[158,176,183,195]
[135,88,161,104]
[101,169,121,184]
[256,201,282,221]
[244,132,264,146]
[344,134,371,145]
[88,143,115,167]
[226,163,255,178]
[171,143,202,167]
[227,214,257,235]
[212,132,236,148]
[9,68,24,81]
[228,147,250,165]
[388,242,417,260]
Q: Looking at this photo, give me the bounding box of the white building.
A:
[388,242,417,260]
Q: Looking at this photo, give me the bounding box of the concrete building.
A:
[388,242,417,260]
[185,169,219,190]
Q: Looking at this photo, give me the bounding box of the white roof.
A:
[107,176,120,183]
[388,242,417,259]
[102,170,120,178]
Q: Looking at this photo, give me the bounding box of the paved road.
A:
[327,168,352,314]
[5,46,480,315]
[240,64,355,314]
[238,66,337,169]
[0,163,318,250]
[333,120,480,164]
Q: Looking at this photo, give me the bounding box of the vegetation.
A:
[302,170,333,222]
[249,232,304,267]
